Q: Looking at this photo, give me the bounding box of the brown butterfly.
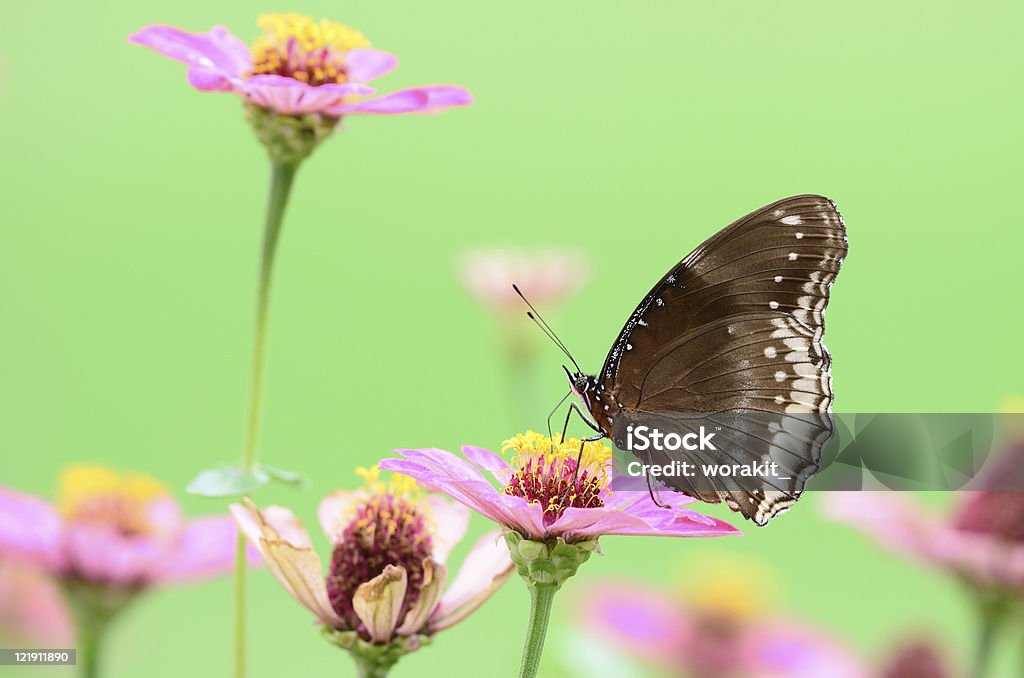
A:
[527,195,847,525]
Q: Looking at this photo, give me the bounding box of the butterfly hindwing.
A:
[592,195,847,525]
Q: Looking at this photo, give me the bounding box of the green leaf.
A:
[186,466,269,498]
[259,463,307,487]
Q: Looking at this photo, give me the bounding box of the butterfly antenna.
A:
[512,284,583,373]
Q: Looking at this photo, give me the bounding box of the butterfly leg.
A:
[645,472,669,509]
[546,391,572,455]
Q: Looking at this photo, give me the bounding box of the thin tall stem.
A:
[518,584,557,678]
[241,161,297,472]
[234,160,298,678]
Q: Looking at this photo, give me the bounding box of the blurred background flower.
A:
[231,467,513,676]
[0,465,243,675]
[573,555,864,678]
[878,638,953,678]
[458,249,590,426]
[824,430,1024,678]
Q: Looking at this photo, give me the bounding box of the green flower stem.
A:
[518,583,557,678]
[234,160,299,678]
[504,531,598,678]
[241,160,297,472]
[353,654,397,678]
[63,582,134,678]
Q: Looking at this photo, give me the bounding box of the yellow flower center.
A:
[681,554,775,623]
[502,431,611,525]
[249,13,371,87]
[58,465,169,536]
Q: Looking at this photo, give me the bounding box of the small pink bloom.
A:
[129,14,472,118]
[823,440,1024,593]
[580,580,865,678]
[230,468,513,645]
[459,249,590,314]
[0,557,73,646]
[0,466,242,588]
[379,431,739,543]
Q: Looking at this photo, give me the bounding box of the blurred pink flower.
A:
[0,466,242,588]
[0,557,72,645]
[379,432,738,543]
[824,440,1024,593]
[230,467,513,647]
[130,14,471,117]
[580,581,865,678]
[459,249,589,313]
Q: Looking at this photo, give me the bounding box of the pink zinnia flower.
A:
[230,468,513,658]
[823,440,1024,594]
[0,465,241,589]
[459,249,590,314]
[579,575,864,678]
[379,432,738,544]
[129,13,472,118]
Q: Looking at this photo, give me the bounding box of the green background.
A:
[1,0,1022,675]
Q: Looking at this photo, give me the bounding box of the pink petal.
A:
[821,492,935,561]
[242,76,374,115]
[579,583,689,664]
[0,488,64,573]
[744,622,867,678]
[318,490,359,544]
[425,495,469,565]
[393,448,491,484]
[187,67,234,92]
[148,516,245,583]
[460,445,512,484]
[330,85,473,116]
[128,25,250,78]
[380,458,511,527]
[64,527,170,585]
[548,507,653,539]
[344,48,399,83]
[431,530,513,631]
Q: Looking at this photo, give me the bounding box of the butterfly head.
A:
[564,365,597,404]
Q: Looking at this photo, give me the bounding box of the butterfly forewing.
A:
[592,195,847,525]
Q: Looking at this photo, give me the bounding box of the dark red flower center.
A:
[326,494,432,637]
[504,453,605,525]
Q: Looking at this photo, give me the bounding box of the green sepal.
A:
[321,627,430,678]
[245,103,340,166]
[503,530,599,591]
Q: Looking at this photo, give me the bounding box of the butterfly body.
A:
[566,195,847,525]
